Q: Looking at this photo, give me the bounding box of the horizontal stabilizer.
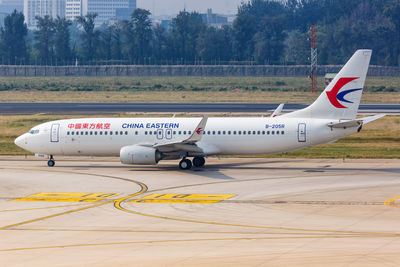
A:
[327,114,385,129]
[328,120,363,128]
[361,114,385,124]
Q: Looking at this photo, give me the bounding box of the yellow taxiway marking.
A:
[384,196,400,208]
[129,194,235,204]
[13,197,102,203]
[30,193,121,198]
[142,193,235,199]
[116,194,400,237]
[12,193,121,203]
[1,185,147,230]
[130,199,221,204]
[0,203,90,213]
[0,235,393,252]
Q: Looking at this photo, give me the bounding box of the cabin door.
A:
[297,123,306,142]
[50,124,60,142]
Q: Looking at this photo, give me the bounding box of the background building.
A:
[201,8,229,28]
[24,0,65,27]
[65,0,82,21]
[66,0,136,26]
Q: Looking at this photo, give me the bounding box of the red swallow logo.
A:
[196,128,203,134]
[326,77,359,108]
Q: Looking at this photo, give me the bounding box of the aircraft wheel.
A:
[193,157,205,167]
[179,159,192,170]
[47,160,55,167]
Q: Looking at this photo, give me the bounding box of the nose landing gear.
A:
[47,155,55,167]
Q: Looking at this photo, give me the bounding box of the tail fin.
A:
[283,49,372,120]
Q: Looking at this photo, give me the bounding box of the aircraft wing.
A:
[152,116,208,153]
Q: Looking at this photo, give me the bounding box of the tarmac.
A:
[1,156,400,266]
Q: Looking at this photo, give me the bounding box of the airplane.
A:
[15,50,384,170]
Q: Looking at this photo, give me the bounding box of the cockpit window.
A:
[29,129,40,134]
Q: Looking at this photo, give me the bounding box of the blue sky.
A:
[137,0,247,16]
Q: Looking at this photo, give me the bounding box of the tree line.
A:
[0,0,399,66]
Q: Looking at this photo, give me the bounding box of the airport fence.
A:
[0,65,399,77]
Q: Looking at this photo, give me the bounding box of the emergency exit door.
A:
[50,124,60,142]
[298,123,306,142]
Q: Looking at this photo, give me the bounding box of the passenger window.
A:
[125,131,128,135]
[67,131,70,135]
[207,131,210,135]
[243,131,246,135]
[257,131,260,135]
[277,131,280,135]
[135,131,138,135]
[212,131,215,135]
[272,131,275,135]
[267,131,270,135]
[104,131,108,135]
[228,131,231,135]
[94,132,97,135]
[262,131,265,135]
[71,132,74,135]
[281,131,285,135]
[188,131,191,134]
[233,131,236,135]
[253,131,256,135]
[149,131,152,135]
[223,131,226,135]
[238,131,241,135]
[145,131,148,135]
[110,131,113,135]
[120,131,123,135]
[115,131,118,135]
[85,131,88,135]
[218,131,221,135]
[183,131,186,135]
[173,131,176,135]
[179,131,182,135]
[153,131,157,135]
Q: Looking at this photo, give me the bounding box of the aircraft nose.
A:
[15,134,27,149]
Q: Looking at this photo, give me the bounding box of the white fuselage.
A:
[15,117,357,157]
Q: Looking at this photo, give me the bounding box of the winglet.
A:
[271,103,284,117]
[184,116,208,143]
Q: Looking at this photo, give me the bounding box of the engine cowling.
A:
[120,145,162,165]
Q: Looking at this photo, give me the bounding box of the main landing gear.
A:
[47,155,55,167]
[179,157,205,170]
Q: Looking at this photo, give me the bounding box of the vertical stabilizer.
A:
[283,50,372,120]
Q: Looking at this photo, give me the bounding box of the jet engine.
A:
[120,145,162,165]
